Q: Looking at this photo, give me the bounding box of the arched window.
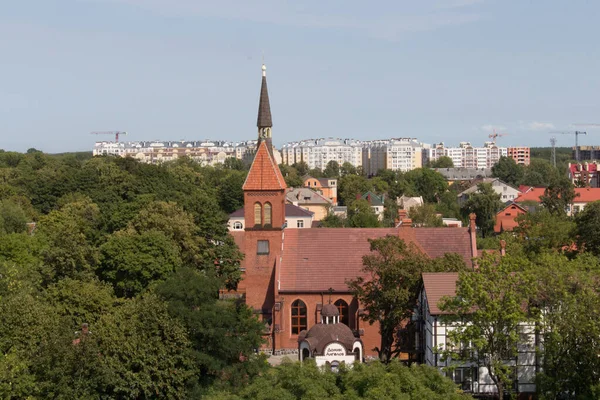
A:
[264,202,272,226]
[254,203,262,226]
[335,299,349,326]
[233,222,243,230]
[291,299,307,334]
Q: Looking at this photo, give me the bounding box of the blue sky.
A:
[1,0,599,153]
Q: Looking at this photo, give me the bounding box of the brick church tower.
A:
[237,64,287,334]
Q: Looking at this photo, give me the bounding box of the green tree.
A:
[409,204,443,227]
[99,230,183,297]
[36,197,101,280]
[340,162,357,176]
[515,209,575,255]
[403,168,447,203]
[218,170,246,213]
[534,254,600,399]
[521,159,559,187]
[460,183,502,238]
[91,294,197,399]
[338,175,371,206]
[278,164,303,188]
[440,254,538,398]
[540,175,577,215]
[347,236,430,362]
[291,161,309,176]
[429,156,454,168]
[346,199,380,228]
[205,359,470,400]
[320,213,347,228]
[0,199,28,234]
[323,160,340,178]
[223,157,246,171]
[575,200,600,256]
[156,268,266,389]
[491,156,524,186]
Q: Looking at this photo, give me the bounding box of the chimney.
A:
[500,240,506,257]
[401,218,412,226]
[469,213,478,260]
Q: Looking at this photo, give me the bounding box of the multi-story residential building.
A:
[423,142,507,169]
[361,138,423,175]
[280,138,363,170]
[457,178,521,205]
[574,146,600,161]
[507,147,531,166]
[303,176,338,205]
[92,140,262,165]
[417,271,538,396]
[568,162,600,187]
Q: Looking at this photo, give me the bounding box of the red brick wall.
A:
[237,230,283,319]
[272,292,381,357]
[244,190,286,229]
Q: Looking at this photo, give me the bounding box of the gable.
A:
[242,141,287,191]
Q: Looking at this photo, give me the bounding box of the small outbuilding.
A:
[297,303,363,370]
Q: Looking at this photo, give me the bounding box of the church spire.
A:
[257,64,273,152]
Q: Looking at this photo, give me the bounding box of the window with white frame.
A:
[297,220,304,228]
[233,221,243,230]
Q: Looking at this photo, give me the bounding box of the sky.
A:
[1,0,600,153]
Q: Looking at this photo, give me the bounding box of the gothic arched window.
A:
[254,203,262,226]
[291,299,307,334]
[335,299,349,326]
[264,202,272,226]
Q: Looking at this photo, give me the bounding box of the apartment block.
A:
[361,138,423,176]
[507,147,530,166]
[280,138,363,170]
[423,142,507,169]
[92,140,261,165]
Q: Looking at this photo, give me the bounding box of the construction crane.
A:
[90,131,128,142]
[488,129,508,145]
[550,130,587,162]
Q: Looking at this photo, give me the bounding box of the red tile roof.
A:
[573,188,600,202]
[514,187,545,203]
[278,227,473,292]
[422,272,458,315]
[516,187,600,203]
[242,141,287,191]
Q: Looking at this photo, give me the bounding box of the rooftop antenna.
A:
[550,137,557,167]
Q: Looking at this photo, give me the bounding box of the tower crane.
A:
[90,131,128,142]
[488,129,508,145]
[550,130,587,162]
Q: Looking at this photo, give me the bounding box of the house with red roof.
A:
[568,162,600,188]
[494,202,528,233]
[227,65,478,360]
[417,273,538,396]
[515,187,600,216]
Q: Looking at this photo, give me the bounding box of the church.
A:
[229,65,477,359]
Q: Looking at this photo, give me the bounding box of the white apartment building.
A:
[362,138,423,176]
[280,138,363,170]
[423,142,507,169]
[92,140,260,165]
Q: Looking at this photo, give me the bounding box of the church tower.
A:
[242,64,287,230]
[237,65,287,339]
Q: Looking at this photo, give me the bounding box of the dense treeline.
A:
[0,150,263,397]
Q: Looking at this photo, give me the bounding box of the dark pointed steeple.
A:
[257,64,272,129]
[257,64,273,154]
